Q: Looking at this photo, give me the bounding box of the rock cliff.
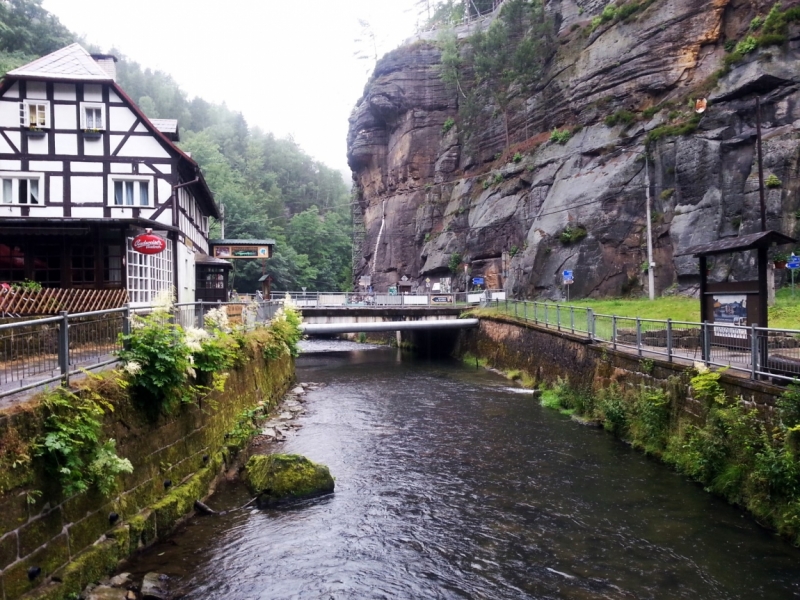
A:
[347,0,800,298]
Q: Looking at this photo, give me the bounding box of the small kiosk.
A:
[200,239,275,302]
[683,230,795,371]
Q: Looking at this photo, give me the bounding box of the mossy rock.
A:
[244,454,334,507]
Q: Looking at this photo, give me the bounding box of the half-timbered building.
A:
[0,43,221,307]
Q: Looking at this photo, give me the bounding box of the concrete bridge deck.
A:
[298,306,474,335]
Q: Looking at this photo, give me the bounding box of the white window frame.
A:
[126,236,173,305]
[0,172,44,205]
[108,175,153,207]
[80,102,106,130]
[22,100,50,129]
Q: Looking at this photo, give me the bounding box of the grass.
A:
[481,288,800,329]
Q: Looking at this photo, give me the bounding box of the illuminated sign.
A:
[213,246,271,259]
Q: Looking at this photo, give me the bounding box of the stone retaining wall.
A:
[0,334,294,600]
[458,315,783,415]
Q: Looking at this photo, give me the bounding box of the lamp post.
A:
[620,148,655,300]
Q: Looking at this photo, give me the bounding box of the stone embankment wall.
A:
[458,315,782,413]
[0,337,294,600]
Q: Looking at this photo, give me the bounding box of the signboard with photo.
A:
[712,294,747,339]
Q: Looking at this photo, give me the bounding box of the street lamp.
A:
[619,147,655,300]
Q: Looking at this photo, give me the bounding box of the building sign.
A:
[132,232,167,255]
[713,294,747,339]
[431,295,454,303]
[213,246,271,259]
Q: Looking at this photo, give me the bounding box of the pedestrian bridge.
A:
[301,318,479,335]
[298,305,477,335]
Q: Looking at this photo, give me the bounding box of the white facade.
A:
[0,44,219,306]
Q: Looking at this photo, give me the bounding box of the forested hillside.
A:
[0,0,353,292]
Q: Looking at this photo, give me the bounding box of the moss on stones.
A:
[244,454,334,506]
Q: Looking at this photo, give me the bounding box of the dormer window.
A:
[23,101,49,129]
[81,102,105,131]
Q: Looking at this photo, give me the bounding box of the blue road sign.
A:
[562,270,573,279]
[788,256,800,269]
[472,277,485,285]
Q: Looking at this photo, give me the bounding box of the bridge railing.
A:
[485,298,800,385]
[0,300,283,401]
[273,290,507,307]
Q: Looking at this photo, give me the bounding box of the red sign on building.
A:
[132,231,167,255]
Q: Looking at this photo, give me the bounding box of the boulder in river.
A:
[141,572,170,600]
[86,586,128,600]
[244,454,334,506]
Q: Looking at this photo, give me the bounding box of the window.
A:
[126,236,173,304]
[71,245,96,284]
[110,177,151,207]
[0,243,25,283]
[0,174,43,205]
[32,244,61,287]
[103,245,123,284]
[23,101,49,128]
[81,103,105,130]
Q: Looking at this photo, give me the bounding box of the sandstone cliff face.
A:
[348,0,800,298]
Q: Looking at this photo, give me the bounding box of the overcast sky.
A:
[42,0,422,179]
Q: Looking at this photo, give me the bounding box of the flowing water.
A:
[124,342,800,599]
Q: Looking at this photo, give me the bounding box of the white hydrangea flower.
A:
[204,307,230,331]
[123,361,142,376]
[693,361,709,374]
[152,289,174,313]
[184,327,209,353]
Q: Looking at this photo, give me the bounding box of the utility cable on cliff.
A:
[371,200,387,275]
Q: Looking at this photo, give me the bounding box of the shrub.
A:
[550,127,571,144]
[442,117,455,134]
[493,172,504,185]
[118,297,195,412]
[604,109,636,127]
[766,173,782,188]
[647,114,702,143]
[660,188,675,200]
[261,302,303,359]
[758,32,788,48]
[448,252,462,273]
[513,152,522,163]
[598,384,628,433]
[735,35,758,55]
[559,224,588,244]
[35,382,133,496]
[642,105,662,119]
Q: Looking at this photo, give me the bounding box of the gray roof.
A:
[150,119,178,133]
[681,230,796,257]
[150,119,179,141]
[8,43,112,81]
[195,253,233,267]
[209,239,276,246]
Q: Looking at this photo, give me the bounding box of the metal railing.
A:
[272,290,507,307]
[0,300,283,400]
[488,299,800,384]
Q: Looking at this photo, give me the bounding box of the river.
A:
[124,342,800,599]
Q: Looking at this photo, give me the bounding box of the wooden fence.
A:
[0,288,129,316]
